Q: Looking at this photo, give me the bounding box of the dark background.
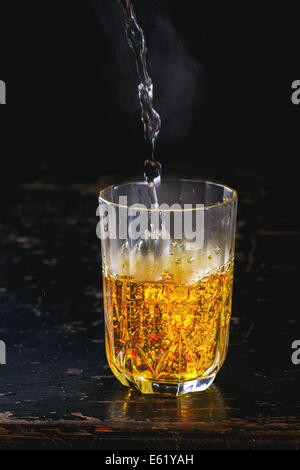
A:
[0,0,300,451]
[1,1,299,185]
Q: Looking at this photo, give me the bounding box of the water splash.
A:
[118,0,162,184]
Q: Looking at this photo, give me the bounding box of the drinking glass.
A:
[98,179,237,395]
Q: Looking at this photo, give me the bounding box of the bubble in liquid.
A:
[134,239,144,253]
[121,240,129,255]
[160,271,174,281]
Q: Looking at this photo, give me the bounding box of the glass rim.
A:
[99,178,238,212]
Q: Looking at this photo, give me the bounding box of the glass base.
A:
[133,374,216,396]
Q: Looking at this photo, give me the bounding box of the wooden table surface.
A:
[0,167,299,450]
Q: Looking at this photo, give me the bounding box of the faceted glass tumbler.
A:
[98,179,237,395]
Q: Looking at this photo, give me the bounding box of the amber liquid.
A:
[103,260,234,388]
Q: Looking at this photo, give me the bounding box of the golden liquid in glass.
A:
[103,260,234,389]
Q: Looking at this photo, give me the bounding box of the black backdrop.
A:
[1,1,300,187]
[0,1,300,453]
